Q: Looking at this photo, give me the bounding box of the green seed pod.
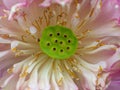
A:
[39,25,78,59]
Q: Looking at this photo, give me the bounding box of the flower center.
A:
[39,25,78,59]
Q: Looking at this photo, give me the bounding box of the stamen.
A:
[20,66,28,78]
[0,34,10,39]
[76,0,100,32]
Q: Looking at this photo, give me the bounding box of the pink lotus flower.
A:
[0,0,120,90]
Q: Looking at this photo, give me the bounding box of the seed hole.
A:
[49,33,53,37]
[47,43,50,46]
[68,40,71,43]
[37,38,40,42]
[53,48,56,51]
[54,40,58,43]
[60,41,63,44]
[64,34,67,38]
[67,47,70,50]
[57,32,60,36]
[60,49,64,53]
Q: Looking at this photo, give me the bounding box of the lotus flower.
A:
[0,0,120,90]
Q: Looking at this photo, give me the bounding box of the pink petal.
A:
[0,0,7,16]
[84,0,120,37]
[106,71,120,90]
[81,45,116,64]
[105,48,120,69]
[2,0,33,9]
[40,0,72,7]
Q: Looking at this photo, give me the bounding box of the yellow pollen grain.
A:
[77,35,86,40]
[75,13,80,18]
[20,66,28,78]
[34,52,42,58]
[25,30,31,35]
[20,72,28,78]
[82,29,91,35]
[112,47,117,50]
[22,12,27,21]
[58,77,63,86]
[100,0,102,7]
[1,34,9,39]
[12,47,17,52]
[56,12,67,26]
[75,0,78,3]
[76,78,80,81]
[75,0,79,6]
[75,15,80,18]
[77,19,86,29]
[97,66,103,78]
[87,45,98,50]
[33,19,41,30]
[88,41,105,50]
[99,66,103,72]
[24,29,36,40]
[24,66,28,71]
[12,49,24,57]
[25,87,31,90]
[44,9,50,26]
[7,67,14,74]
[89,8,95,17]
[58,64,63,72]
[21,35,26,41]
[97,42,105,47]
[15,52,24,57]
[68,70,78,79]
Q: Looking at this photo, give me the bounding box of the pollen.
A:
[39,25,78,59]
[7,67,14,74]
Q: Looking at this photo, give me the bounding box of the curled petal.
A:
[2,0,33,9]
[106,70,120,90]
[40,0,72,7]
